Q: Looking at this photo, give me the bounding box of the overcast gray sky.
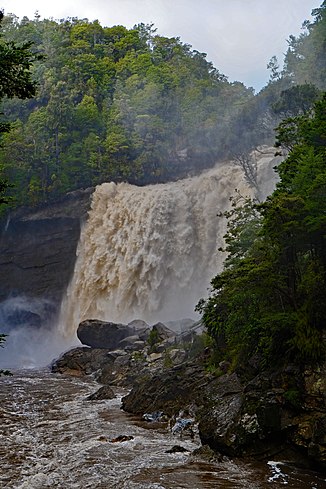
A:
[0,0,320,91]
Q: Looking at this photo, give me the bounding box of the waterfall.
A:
[59,150,280,338]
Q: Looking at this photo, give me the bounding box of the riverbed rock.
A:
[87,385,116,400]
[53,325,326,471]
[151,322,175,341]
[77,319,134,349]
[51,347,114,376]
[122,361,209,416]
[121,354,326,470]
[118,335,146,351]
[128,319,151,341]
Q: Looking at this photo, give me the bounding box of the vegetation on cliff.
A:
[197,2,326,371]
[197,93,326,369]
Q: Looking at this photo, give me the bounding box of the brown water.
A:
[0,370,325,489]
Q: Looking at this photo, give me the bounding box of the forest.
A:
[0,2,325,208]
[197,92,326,369]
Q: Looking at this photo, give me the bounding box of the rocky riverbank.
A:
[52,318,326,472]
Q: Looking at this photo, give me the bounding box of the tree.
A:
[0,10,38,372]
[198,94,326,369]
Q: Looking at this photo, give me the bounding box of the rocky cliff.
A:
[0,189,92,307]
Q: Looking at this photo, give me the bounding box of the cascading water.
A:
[59,149,280,339]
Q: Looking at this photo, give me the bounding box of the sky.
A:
[0,0,320,91]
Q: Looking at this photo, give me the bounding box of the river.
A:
[0,369,325,489]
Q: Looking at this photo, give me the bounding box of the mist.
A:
[0,296,79,369]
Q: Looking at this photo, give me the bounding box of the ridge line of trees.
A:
[0,2,325,208]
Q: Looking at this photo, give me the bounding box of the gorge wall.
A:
[0,189,92,320]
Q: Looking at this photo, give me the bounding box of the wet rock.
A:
[151,322,174,341]
[77,320,134,349]
[51,347,114,376]
[166,445,189,453]
[87,385,116,400]
[98,436,108,442]
[191,445,224,463]
[110,435,134,443]
[169,349,187,365]
[122,361,208,416]
[147,352,163,363]
[128,319,151,341]
[143,411,164,422]
[118,335,145,351]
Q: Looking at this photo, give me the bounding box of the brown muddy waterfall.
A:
[59,149,279,338]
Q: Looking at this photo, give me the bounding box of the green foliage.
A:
[283,388,302,409]
[0,4,324,206]
[283,2,326,90]
[0,11,38,368]
[0,14,262,206]
[272,84,321,117]
[147,327,160,352]
[198,94,326,370]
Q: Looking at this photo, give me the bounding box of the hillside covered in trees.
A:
[0,2,325,207]
[197,90,326,371]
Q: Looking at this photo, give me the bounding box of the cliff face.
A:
[0,189,93,306]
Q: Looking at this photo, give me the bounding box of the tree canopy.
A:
[197,94,326,369]
[0,3,324,210]
[0,10,38,373]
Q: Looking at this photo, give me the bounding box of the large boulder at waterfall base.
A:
[77,319,135,349]
[51,347,114,376]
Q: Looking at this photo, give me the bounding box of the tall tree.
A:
[0,10,38,372]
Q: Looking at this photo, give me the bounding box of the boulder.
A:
[122,361,209,416]
[128,319,151,341]
[151,322,174,341]
[87,385,116,401]
[77,319,134,349]
[51,347,114,376]
[118,335,145,351]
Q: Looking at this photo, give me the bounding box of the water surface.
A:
[0,370,324,488]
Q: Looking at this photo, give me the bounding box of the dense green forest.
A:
[0,2,325,207]
[197,92,326,369]
[196,2,326,371]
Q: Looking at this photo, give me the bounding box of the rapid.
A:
[1,369,324,489]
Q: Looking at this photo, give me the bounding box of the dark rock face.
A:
[122,359,326,469]
[51,346,114,376]
[87,385,116,400]
[122,362,209,416]
[0,189,92,305]
[77,320,135,349]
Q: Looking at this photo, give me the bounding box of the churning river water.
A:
[0,369,325,489]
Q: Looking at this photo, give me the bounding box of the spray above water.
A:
[59,160,265,338]
[0,296,78,369]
